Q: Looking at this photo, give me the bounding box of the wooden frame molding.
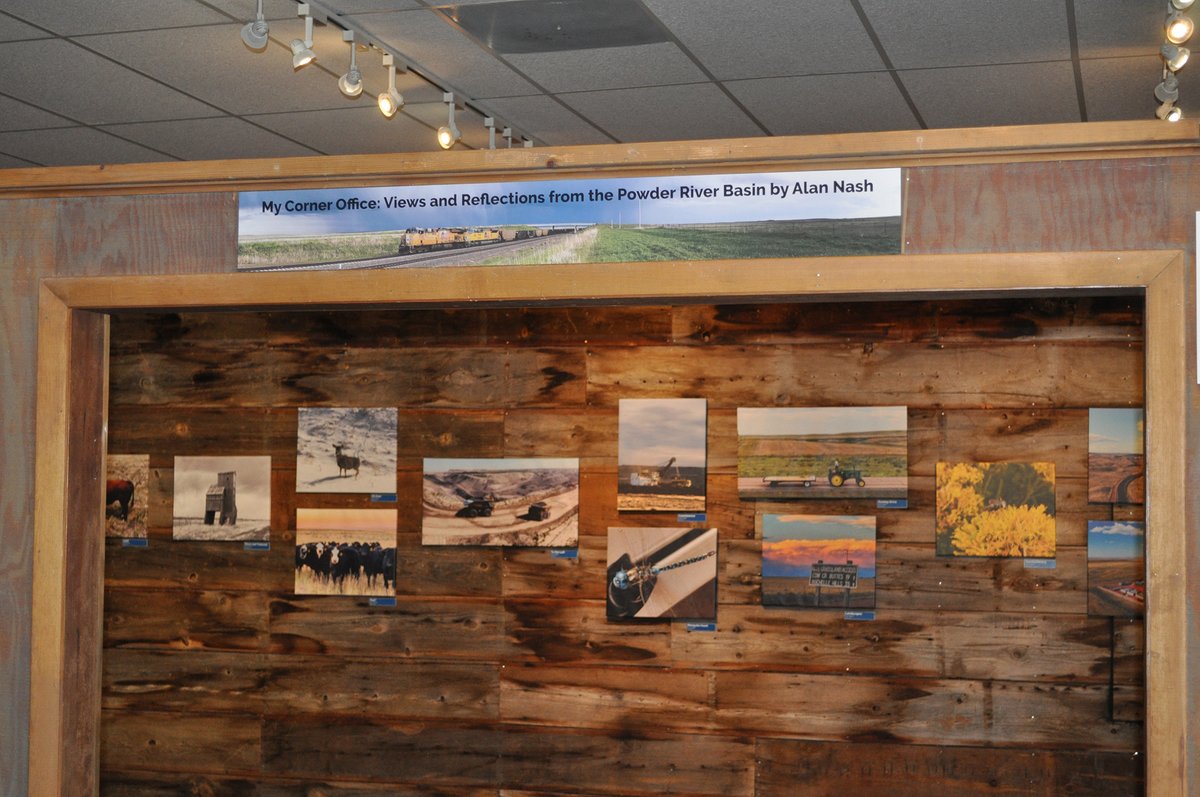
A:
[32,251,1189,796]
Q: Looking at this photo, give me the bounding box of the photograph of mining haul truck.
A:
[630,456,692,488]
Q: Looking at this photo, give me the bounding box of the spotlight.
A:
[377,53,403,117]
[290,4,316,69]
[1157,101,1183,120]
[240,0,269,50]
[484,117,496,149]
[1167,11,1195,44]
[1171,0,1195,9]
[1163,42,1191,70]
[1156,72,1181,102]
[502,126,513,148]
[437,92,461,149]
[338,31,362,97]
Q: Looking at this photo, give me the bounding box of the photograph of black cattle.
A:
[296,407,397,494]
[294,508,397,596]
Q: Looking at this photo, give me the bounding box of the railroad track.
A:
[243,237,555,273]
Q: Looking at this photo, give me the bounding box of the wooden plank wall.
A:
[101,296,1146,796]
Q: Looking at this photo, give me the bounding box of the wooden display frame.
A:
[33,251,1188,796]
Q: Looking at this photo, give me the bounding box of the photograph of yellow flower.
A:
[935,461,1055,558]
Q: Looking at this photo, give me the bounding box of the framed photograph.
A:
[1088,408,1144,504]
[761,514,876,608]
[172,455,271,541]
[737,406,907,499]
[618,398,707,512]
[422,457,579,546]
[105,454,149,539]
[296,407,398,494]
[1087,520,1145,617]
[935,461,1055,557]
[606,526,718,620]
[295,508,397,596]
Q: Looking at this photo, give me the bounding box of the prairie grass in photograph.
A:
[761,514,876,608]
[607,527,718,620]
[1087,520,1144,617]
[423,457,579,546]
[105,454,149,539]
[935,462,1055,557]
[173,455,271,541]
[295,508,397,597]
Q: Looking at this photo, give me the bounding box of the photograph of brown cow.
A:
[105,454,149,538]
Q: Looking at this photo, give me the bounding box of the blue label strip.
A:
[244,541,270,551]
[685,622,717,632]
[370,493,398,502]
[844,611,876,621]
[369,596,397,607]
[121,538,149,548]
[876,499,908,509]
[550,548,578,559]
[677,513,707,522]
[1024,558,1057,569]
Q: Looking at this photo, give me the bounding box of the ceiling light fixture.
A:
[1167,10,1195,43]
[338,31,363,97]
[502,126,513,148]
[1162,42,1190,70]
[377,53,403,117]
[484,117,496,149]
[290,4,316,69]
[1156,71,1181,102]
[240,0,269,50]
[1157,101,1183,120]
[1173,0,1196,8]
[437,92,461,149]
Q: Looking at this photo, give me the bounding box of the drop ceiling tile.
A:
[339,9,539,99]
[558,83,764,142]
[247,104,452,154]
[83,24,383,116]
[728,73,920,135]
[505,42,706,93]
[1074,0,1163,59]
[103,116,320,160]
[0,126,171,166]
[1,0,229,36]
[1081,55,1164,121]
[901,62,1080,128]
[0,95,72,131]
[0,38,221,124]
[0,12,49,41]
[0,151,37,168]
[185,1,303,22]
[479,94,609,145]
[320,1,422,11]
[858,0,1070,69]
[642,0,883,80]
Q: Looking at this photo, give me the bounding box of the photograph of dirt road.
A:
[1087,520,1144,617]
[1088,408,1144,504]
[422,457,579,547]
[737,406,907,499]
[618,398,706,512]
[761,514,876,608]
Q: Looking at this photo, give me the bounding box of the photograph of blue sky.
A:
[618,398,706,468]
[738,406,906,437]
[1088,408,1144,454]
[1087,520,1144,560]
[239,168,900,238]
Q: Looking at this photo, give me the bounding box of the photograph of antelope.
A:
[172,455,271,541]
[296,407,398,494]
[294,508,397,596]
[105,454,149,539]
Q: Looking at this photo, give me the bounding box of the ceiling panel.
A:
[902,62,1081,129]
[341,8,539,99]
[479,94,608,145]
[1081,55,1165,121]
[0,13,50,41]
[558,83,765,142]
[728,73,921,135]
[0,0,229,36]
[643,0,884,80]
[0,38,221,123]
[0,127,171,166]
[859,0,1071,69]
[1075,0,1164,59]
[0,96,72,131]
[104,116,320,160]
[505,43,706,93]
[247,104,450,154]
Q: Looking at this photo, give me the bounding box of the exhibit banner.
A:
[237,167,901,270]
